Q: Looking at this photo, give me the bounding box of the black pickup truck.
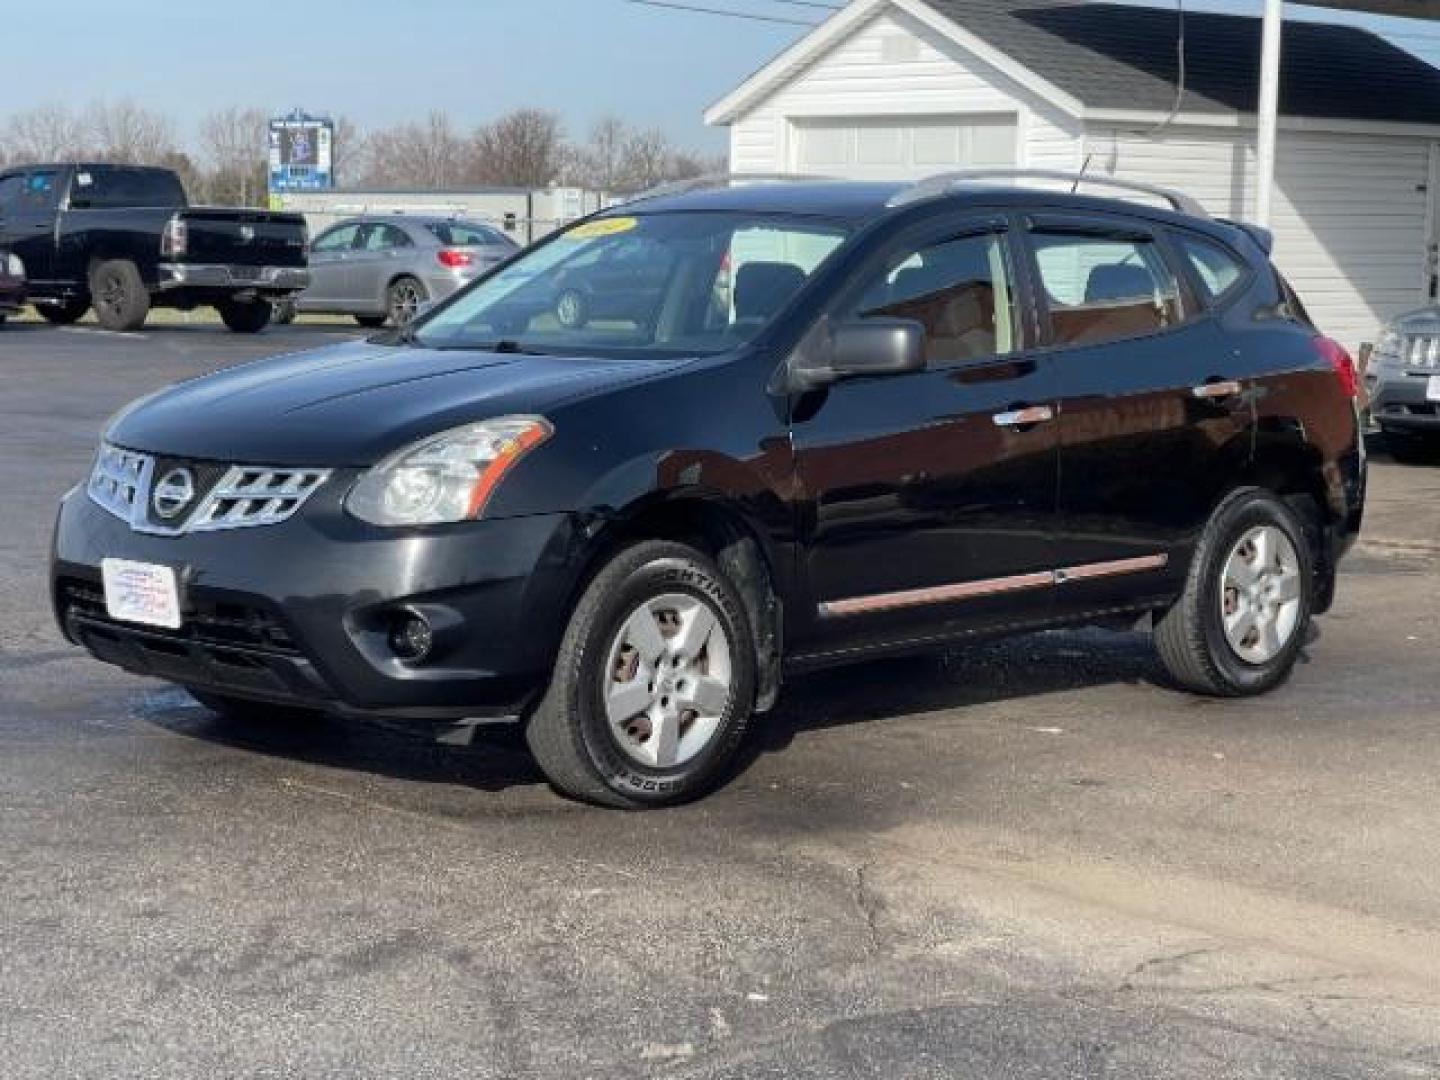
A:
[0,163,309,333]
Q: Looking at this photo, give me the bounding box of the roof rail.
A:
[620,172,837,206]
[890,169,1209,219]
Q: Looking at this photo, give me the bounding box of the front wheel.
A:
[217,298,272,333]
[37,298,90,325]
[1155,488,1313,697]
[526,541,757,808]
[89,260,150,332]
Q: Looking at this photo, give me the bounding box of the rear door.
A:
[791,215,1060,650]
[1021,214,1253,613]
[0,168,63,282]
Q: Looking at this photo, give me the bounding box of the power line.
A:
[621,0,823,27]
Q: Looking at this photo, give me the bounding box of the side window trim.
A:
[1169,228,1253,309]
[1020,213,1197,351]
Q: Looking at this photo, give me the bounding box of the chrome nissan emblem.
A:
[152,467,196,519]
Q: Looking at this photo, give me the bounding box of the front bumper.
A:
[1367,368,1440,430]
[51,482,585,722]
[156,263,311,294]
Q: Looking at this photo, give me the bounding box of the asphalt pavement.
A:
[1,321,1437,1079]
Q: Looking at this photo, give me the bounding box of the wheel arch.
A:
[1239,431,1338,613]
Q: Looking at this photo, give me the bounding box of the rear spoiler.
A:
[1218,219,1274,256]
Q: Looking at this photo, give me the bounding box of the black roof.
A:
[925,0,1440,122]
[622,180,905,218]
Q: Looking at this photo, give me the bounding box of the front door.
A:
[1022,215,1253,614]
[790,217,1059,652]
[0,168,62,283]
[301,222,360,309]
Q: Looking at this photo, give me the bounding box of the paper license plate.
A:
[101,558,181,630]
[1428,374,1440,403]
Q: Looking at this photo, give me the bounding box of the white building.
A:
[706,0,1440,349]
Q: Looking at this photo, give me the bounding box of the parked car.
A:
[277,215,519,328]
[0,163,309,333]
[50,174,1366,808]
[0,249,24,325]
[1365,307,1440,460]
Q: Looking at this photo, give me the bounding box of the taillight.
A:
[160,215,187,258]
[1313,335,1358,398]
[437,249,474,269]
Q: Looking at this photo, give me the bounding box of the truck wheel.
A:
[355,314,388,329]
[271,299,297,326]
[217,298,273,333]
[37,298,90,325]
[387,276,427,325]
[1380,426,1438,464]
[89,260,150,332]
[1155,488,1313,697]
[526,540,757,808]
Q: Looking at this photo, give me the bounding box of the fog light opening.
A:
[389,613,434,663]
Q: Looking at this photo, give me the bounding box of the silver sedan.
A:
[281,215,519,327]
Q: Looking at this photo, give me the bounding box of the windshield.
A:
[414,211,848,356]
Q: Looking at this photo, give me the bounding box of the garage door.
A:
[795,115,1017,180]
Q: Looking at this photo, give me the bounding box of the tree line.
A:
[0,101,727,205]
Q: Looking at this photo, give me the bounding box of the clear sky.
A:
[5,0,1440,153]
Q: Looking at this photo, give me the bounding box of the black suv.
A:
[51,174,1366,807]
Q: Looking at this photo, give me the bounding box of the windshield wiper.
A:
[438,339,550,355]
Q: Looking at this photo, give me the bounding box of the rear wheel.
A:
[217,298,272,333]
[387,276,426,326]
[526,540,757,808]
[37,298,89,325]
[355,314,388,329]
[271,299,297,325]
[89,260,150,332]
[1155,488,1313,696]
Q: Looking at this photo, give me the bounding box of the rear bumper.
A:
[1368,371,1440,430]
[156,262,310,294]
[51,485,586,722]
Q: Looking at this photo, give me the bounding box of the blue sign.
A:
[269,112,335,193]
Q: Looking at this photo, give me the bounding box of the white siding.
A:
[1087,126,1431,349]
[726,8,1082,179]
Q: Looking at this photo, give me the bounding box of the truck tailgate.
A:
[178,209,308,267]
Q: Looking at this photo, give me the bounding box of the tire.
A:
[271,299,297,326]
[554,288,588,330]
[387,276,427,326]
[355,314,388,329]
[37,298,90,325]
[185,687,321,724]
[1381,426,1438,464]
[526,540,757,808]
[217,298,273,333]
[1155,488,1314,697]
[89,260,150,332]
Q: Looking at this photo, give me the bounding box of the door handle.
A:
[1192,379,1243,400]
[992,405,1055,428]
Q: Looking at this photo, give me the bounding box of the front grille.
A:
[60,578,301,656]
[1402,334,1440,370]
[85,444,329,535]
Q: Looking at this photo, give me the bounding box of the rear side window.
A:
[428,222,507,247]
[70,167,184,209]
[357,223,412,251]
[1031,232,1183,347]
[1176,234,1247,301]
[848,231,1017,365]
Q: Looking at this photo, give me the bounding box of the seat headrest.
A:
[734,261,807,321]
[1085,264,1157,304]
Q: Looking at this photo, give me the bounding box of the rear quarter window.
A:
[1175,233,1248,302]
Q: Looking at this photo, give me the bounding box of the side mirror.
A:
[786,317,926,391]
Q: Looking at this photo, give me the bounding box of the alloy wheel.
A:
[1219,524,1303,664]
[390,280,423,324]
[603,592,732,768]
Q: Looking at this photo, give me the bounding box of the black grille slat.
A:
[60,578,301,657]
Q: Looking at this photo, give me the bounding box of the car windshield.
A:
[413,211,849,357]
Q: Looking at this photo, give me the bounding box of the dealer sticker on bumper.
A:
[101,558,181,630]
[1428,375,1440,403]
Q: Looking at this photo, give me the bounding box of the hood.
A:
[107,339,677,466]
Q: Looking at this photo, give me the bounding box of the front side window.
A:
[1031,232,1183,347]
[845,231,1016,365]
[21,171,58,209]
[0,174,22,214]
[312,224,359,253]
[415,211,849,357]
[1176,233,1246,301]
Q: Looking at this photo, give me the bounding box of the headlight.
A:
[3,252,22,278]
[1372,329,1402,360]
[346,417,552,526]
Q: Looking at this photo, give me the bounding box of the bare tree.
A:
[469,109,565,188]
[198,105,269,205]
[329,115,365,188]
[3,104,87,164]
[360,111,465,188]
[85,100,177,165]
[573,115,629,192]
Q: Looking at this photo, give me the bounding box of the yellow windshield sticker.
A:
[568,216,638,240]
